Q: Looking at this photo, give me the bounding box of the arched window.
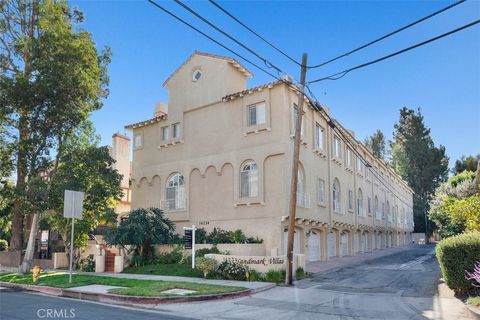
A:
[357,188,363,216]
[297,167,305,195]
[333,179,341,213]
[165,173,185,210]
[374,196,379,219]
[240,160,258,198]
[297,166,309,208]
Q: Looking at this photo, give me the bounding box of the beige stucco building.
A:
[125,52,414,262]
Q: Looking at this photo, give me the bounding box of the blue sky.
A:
[70,0,480,169]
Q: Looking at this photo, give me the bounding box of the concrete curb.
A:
[0,281,275,306]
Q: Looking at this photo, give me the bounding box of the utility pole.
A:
[286,53,308,285]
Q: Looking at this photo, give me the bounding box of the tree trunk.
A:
[20,212,39,274]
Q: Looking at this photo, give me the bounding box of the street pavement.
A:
[0,245,469,320]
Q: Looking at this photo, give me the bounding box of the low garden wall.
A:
[205,253,305,274]
[155,243,266,256]
[53,252,68,269]
[0,251,22,267]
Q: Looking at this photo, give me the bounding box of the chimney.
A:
[154,102,168,117]
[111,133,131,190]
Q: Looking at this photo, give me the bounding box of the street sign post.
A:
[63,190,84,284]
[183,225,196,269]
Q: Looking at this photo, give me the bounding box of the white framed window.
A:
[332,136,341,158]
[172,123,180,139]
[357,188,363,216]
[382,202,385,220]
[165,173,185,211]
[297,167,310,208]
[374,196,379,219]
[367,197,372,214]
[161,126,169,141]
[315,123,324,149]
[317,178,325,204]
[346,148,352,167]
[333,179,341,213]
[348,190,354,210]
[293,104,304,135]
[247,102,266,127]
[240,160,258,198]
[386,201,391,221]
[356,158,363,172]
[134,134,143,148]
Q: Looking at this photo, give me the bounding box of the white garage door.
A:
[327,232,336,258]
[340,233,349,256]
[361,233,367,252]
[308,231,321,262]
[283,229,300,255]
[354,233,360,254]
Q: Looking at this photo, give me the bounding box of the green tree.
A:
[364,129,387,160]
[391,107,449,234]
[105,208,176,261]
[0,0,110,253]
[454,154,480,175]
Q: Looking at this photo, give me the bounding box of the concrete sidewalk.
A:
[77,271,271,291]
[305,244,419,274]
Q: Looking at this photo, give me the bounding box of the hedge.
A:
[435,232,480,294]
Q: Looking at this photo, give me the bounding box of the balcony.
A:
[297,192,311,208]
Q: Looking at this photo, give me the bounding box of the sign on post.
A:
[183,225,196,269]
[64,190,84,284]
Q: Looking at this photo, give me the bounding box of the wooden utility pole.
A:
[286,53,308,285]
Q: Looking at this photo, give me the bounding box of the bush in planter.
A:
[266,269,283,283]
[155,246,183,264]
[196,246,222,258]
[196,257,217,278]
[79,254,95,272]
[436,231,480,294]
[296,267,306,280]
[217,260,248,281]
[0,239,8,251]
[247,270,264,282]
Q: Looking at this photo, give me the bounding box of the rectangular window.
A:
[332,136,341,158]
[293,104,304,135]
[346,148,352,167]
[161,126,169,141]
[348,190,353,210]
[172,123,180,139]
[247,102,266,126]
[134,134,143,147]
[315,123,324,149]
[356,158,363,172]
[382,203,385,219]
[317,178,325,204]
[368,197,372,213]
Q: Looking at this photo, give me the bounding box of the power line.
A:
[173,0,286,75]
[308,19,480,84]
[307,0,466,69]
[147,0,284,83]
[207,0,302,67]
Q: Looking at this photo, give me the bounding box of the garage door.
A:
[283,229,300,255]
[327,232,336,258]
[308,231,320,262]
[340,232,349,256]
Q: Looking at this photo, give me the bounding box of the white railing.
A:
[160,198,187,211]
[297,192,311,208]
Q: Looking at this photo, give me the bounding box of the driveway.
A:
[151,245,469,320]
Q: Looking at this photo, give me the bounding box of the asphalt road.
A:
[0,288,194,320]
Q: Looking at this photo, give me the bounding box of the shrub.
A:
[247,270,264,282]
[296,267,305,280]
[196,246,221,258]
[466,261,480,287]
[0,239,8,251]
[155,246,183,264]
[436,231,480,294]
[266,269,283,283]
[196,257,217,278]
[131,253,149,267]
[79,254,95,272]
[217,260,248,281]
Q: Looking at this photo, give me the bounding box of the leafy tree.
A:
[105,208,176,261]
[454,154,480,175]
[364,129,387,160]
[0,0,110,253]
[46,143,123,266]
[429,171,480,238]
[390,108,449,234]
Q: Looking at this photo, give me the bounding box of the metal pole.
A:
[192,225,196,269]
[286,53,308,285]
[69,217,75,284]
